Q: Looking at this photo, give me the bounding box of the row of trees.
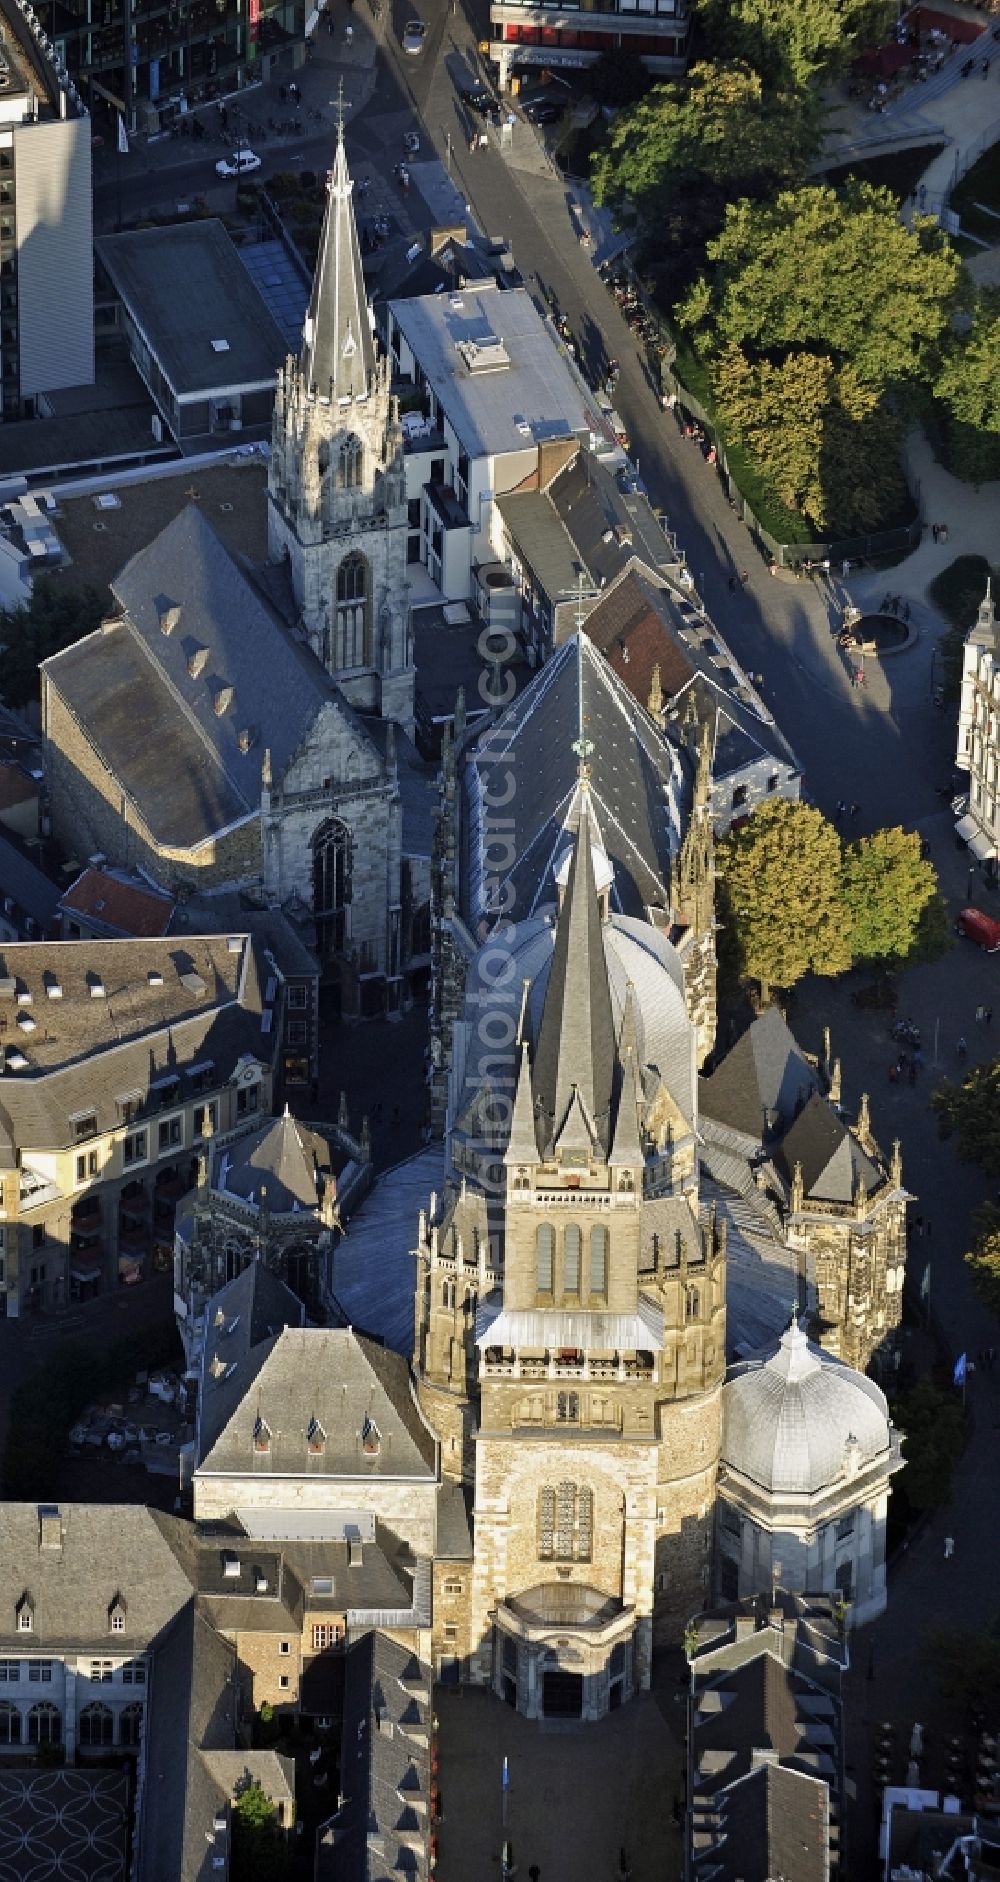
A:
[718,798,941,997]
[591,30,999,532]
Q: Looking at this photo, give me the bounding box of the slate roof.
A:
[214,1108,334,1214]
[532,817,617,1156]
[462,632,683,925]
[317,1630,431,1882]
[138,1603,238,1882]
[0,832,61,936]
[699,1009,820,1144]
[43,505,377,852]
[582,569,799,781]
[497,447,672,604]
[0,933,269,1154]
[301,130,378,402]
[695,1761,830,1882]
[59,866,175,939]
[0,1504,195,1651]
[196,1261,307,1457]
[195,1326,438,1482]
[95,220,288,399]
[779,1092,881,1204]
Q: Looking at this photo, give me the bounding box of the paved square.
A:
[435,1680,684,1882]
[0,1769,129,1881]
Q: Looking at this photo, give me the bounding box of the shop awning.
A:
[71,1265,101,1283]
[956,813,997,861]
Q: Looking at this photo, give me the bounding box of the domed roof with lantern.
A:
[721,1320,896,1497]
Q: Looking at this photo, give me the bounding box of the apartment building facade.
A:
[0,933,278,1315]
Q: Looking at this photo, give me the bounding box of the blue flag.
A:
[502,1756,509,1793]
[954,1352,967,1387]
[920,1263,931,1302]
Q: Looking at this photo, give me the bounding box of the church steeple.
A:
[533,814,617,1155]
[300,120,376,403]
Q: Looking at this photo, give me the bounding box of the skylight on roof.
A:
[211,339,231,353]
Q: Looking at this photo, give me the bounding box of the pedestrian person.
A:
[957,1035,968,1058]
[740,569,749,586]
[850,802,861,818]
[976,1004,986,1024]
[835,800,846,821]
[986,1007,993,1026]
[944,1535,955,1559]
[932,523,940,543]
[985,58,991,76]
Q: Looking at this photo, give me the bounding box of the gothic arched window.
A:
[563,1224,581,1297]
[312,817,351,957]
[536,1223,554,1296]
[119,1702,144,1748]
[336,434,363,490]
[28,1703,60,1746]
[0,1701,20,1744]
[685,1286,701,1323]
[589,1225,608,1300]
[334,551,370,670]
[79,1702,114,1747]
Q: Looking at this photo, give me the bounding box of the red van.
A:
[955,907,1000,952]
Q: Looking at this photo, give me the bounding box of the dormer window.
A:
[361,1417,381,1456]
[254,1417,271,1454]
[108,1594,126,1634]
[16,1593,33,1633]
[307,1418,326,1455]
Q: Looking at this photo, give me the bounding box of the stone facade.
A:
[267,130,415,736]
[956,582,1000,864]
[787,1127,908,1376]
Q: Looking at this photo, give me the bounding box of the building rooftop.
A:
[388,284,598,460]
[0,1503,195,1651]
[95,221,289,401]
[722,1321,894,1496]
[0,832,60,936]
[497,447,673,603]
[195,1325,439,1483]
[213,1108,335,1215]
[0,932,270,1151]
[317,1630,431,1882]
[699,1008,820,1145]
[59,866,176,939]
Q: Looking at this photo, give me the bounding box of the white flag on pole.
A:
[117,112,129,155]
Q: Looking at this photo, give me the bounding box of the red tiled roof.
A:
[59,867,175,938]
[584,574,696,711]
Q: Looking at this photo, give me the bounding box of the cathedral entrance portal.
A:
[542,1670,583,1719]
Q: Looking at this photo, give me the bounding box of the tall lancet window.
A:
[335,551,369,669]
[336,433,363,489]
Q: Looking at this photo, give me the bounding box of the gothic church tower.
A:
[268,127,415,734]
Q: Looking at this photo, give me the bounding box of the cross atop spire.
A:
[299,120,376,403]
[571,632,594,783]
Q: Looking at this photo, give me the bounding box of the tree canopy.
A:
[964,1204,1000,1319]
[232,1781,290,1882]
[841,827,938,965]
[890,1377,966,1510]
[935,290,1000,436]
[0,577,105,708]
[696,0,889,89]
[592,62,815,215]
[932,1059,1000,1175]
[718,799,852,995]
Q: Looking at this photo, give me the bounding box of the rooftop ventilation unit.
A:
[187,645,209,679]
[89,978,105,998]
[456,335,510,374]
[180,971,206,996]
[211,339,230,353]
[147,969,164,987]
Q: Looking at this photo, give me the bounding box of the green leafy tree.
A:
[935,290,1000,435]
[932,1060,1000,1175]
[681,184,960,395]
[928,1620,1000,1707]
[697,0,897,91]
[964,1204,1000,1317]
[841,827,937,966]
[714,342,833,524]
[232,1781,290,1882]
[588,47,654,107]
[592,62,816,218]
[0,577,105,708]
[718,799,852,997]
[891,1377,966,1509]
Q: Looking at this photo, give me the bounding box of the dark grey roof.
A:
[0,832,61,935]
[697,1761,830,1882]
[779,1092,881,1204]
[435,1482,474,1561]
[0,401,164,479]
[215,1108,331,1214]
[532,817,616,1157]
[195,1326,438,1482]
[362,719,436,859]
[462,632,682,925]
[301,131,377,401]
[496,448,672,606]
[700,1009,819,1144]
[0,1504,195,1651]
[96,220,288,399]
[196,1261,307,1462]
[138,1602,237,1882]
[44,506,380,852]
[317,1630,431,1882]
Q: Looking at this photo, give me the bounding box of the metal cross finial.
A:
[571,627,594,780]
[335,77,346,140]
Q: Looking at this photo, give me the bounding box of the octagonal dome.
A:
[721,1321,892,1497]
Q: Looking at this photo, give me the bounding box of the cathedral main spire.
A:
[300,120,376,402]
[532,815,617,1155]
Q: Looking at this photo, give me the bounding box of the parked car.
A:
[955,906,1000,952]
[402,18,426,53]
[459,81,499,119]
[523,96,564,124]
[215,148,261,177]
